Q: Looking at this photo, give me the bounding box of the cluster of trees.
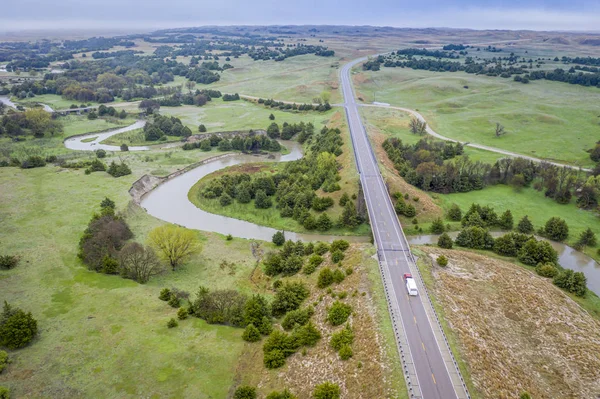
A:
[366,51,600,89]
[267,121,315,142]
[97,104,127,119]
[440,204,592,296]
[222,93,240,101]
[384,137,595,206]
[183,131,281,152]
[232,382,340,399]
[78,200,199,282]
[248,44,334,61]
[257,98,332,112]
[0,109,63,138]
[200,126,363,231]
[143,114,192,141]
[395,48,460,58]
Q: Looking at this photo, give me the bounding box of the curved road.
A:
[360,103,591,171]
[341,58,469,398]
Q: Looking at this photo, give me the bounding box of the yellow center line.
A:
[422,342,426,351]
[432,373,437,385]
[414,316,417,324]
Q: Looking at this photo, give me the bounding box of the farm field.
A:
[353,66,600,167]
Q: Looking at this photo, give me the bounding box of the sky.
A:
[1,0,599,32]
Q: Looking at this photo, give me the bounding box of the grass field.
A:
[353,67,600,167]
[159,99,336,134]
[13,94,100,110]
[0,115,139,159]
[0,166,256,398]
[204,54,342,104]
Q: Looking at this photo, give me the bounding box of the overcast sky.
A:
[1,0,599,32]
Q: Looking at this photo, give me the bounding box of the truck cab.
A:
[403,273,418,296]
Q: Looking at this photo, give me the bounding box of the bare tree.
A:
[185,80,196,93]
[119,242,164,283]
[495,123,506,137]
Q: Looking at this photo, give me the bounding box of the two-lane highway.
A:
[340,57,468,399]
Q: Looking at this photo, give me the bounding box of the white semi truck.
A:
[403,273,418,296]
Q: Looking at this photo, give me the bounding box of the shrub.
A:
[575,228,597,250]
[271,282,310,317]
[517,239,558,266]
[95,149,106,158]
[167,318,178,328]
[330,240,350,252]
[20,155,46,169]
[242,324,261,342]
[282,307,314,330]
[0,386,8,399]
[314,242,329,255]
[535,263,559,278]
[234,386,256,399]
[430,218,445,234]
[168,294,181,308]
[243,294,271,328]
[317,268,334,288]
[281,255,303,276]
[332,269,345,284]
[437,255,448,267]
[455,226,495,250]
[291,321,321,346]
[0,350,8,373]
[308,254,324,268]
[331,250,344,263]
[0,255,19,270]
[345,267,353,276]
[226,234,233,241]
[198,124,207,132]
[492,232,531,257]
[159,288,171,301]
[330,324,354,351]
[327,301,352,326]
[313,382,340,399]
[191,287,247,327]
[264,349,286,369]
[266,389,297,399]
[177,307,189,320]
[339,344,353,360]
[499,210,514,230]
[220,193,233,206]
[516,215,534,234]
[0,302,38,349]
[303,263,316,275]
[120,143,129,151]
[437,233,453,249]
[107,161,131,177]
[272,231,285,246]
[403,204,416,217]
[447,204,462,221]
[543,217,569,241]
[553,269,587,297]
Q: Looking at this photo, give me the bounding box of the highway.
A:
[340,57,469,399]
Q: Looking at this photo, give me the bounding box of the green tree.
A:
[437,255,448,267]
[447,204,462,221]
[219,193,233,206]
[0,350,8,373]
[271,282,309,317]
[543,217,569,241]
[517,239,558,266]
[455,226,495,249]
[339,344,353,360]
[269,113,275,120]
[327,301,352,326]
[437,233,453,249]
[198,124,207,132]
[0,386,9,399]
[244,294,271,327]
[0,302,38,349]
[266,389,297,399]
[430,218,445,234]
[313,382,340,399]
[316,213,332,231]
[272,231,285,246]
[317,268,334,288]
[330,324,354,350]
[575,227,597,250]
[255,189,272,209]
[331,250,344,263]
[242,324,261,342]
[516,215,534,234]
[553,269,587,297]
[177,307,188,320]
[499,210,514,230]
[234,386,256,399]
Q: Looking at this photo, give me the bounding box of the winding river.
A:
[66,121,599,295]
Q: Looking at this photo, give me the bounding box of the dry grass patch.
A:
[419,247,600,399]
[234,244,399,398]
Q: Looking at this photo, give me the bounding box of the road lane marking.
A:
[422,342,426,351]
[414,316,417,324]
[432,373,437,385]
